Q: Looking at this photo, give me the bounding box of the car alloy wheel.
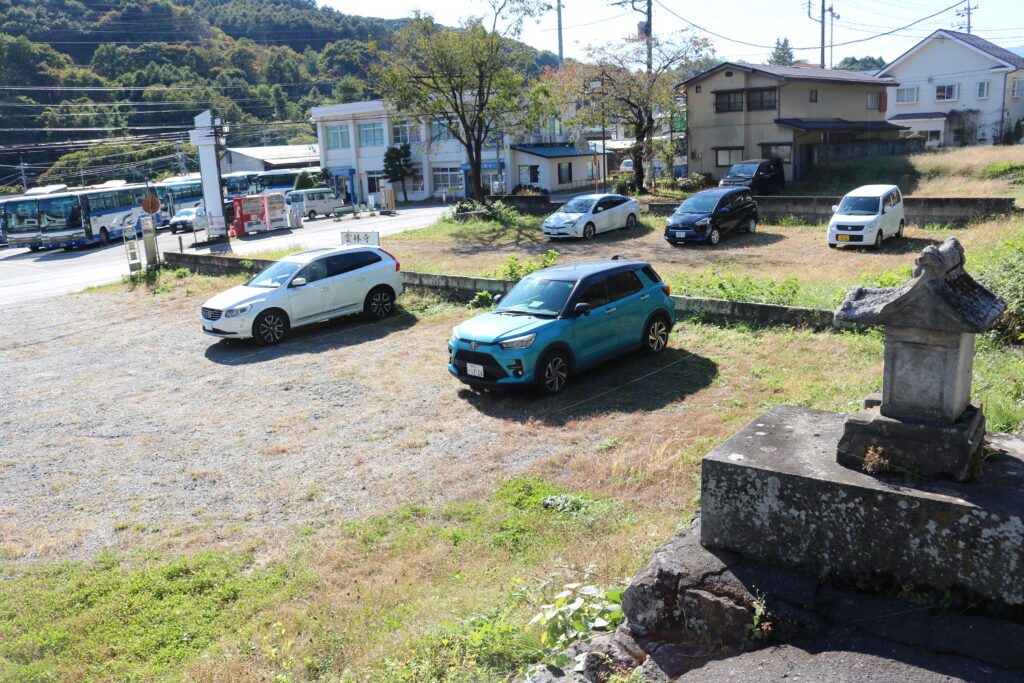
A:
[744,218,756,233]
[644,317,669,354]
[874,231,883,249]
[897,220,905,238]
[307,210,317,221]
[254,310,287,346]
[537,352,569,395]
[365,287,395,320]
[626,213,637,229]
[708,228,721,245]
[582,222,596,239]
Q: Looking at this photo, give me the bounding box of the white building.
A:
[876,30,1024,146]
[309,100,610,203]
[219,144,321,174]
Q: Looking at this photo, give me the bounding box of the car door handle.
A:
[604,307,617,314]
[640,294,650,300]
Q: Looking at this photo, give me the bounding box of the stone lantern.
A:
[834,237,1005,481]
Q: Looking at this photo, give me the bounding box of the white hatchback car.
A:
[542,193,640,239]
[827,184,906,249]
[200,246,403,345]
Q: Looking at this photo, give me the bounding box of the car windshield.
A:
[726,163,759,178]
[558,198,595,214]
[175,209,196,218]
[838,196,880,216]
[247,260,301,288]
[496,277,575,317]
[676,194,718,214]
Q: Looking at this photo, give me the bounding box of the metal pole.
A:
[556,1,563,64]
[19,155,27,190]
[820,0,826,68]
[601,109,607,193]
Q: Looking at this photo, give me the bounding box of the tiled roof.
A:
[943,30,1024,69]
[888,112,948,121]
[774,118,908,132]
[682,62,892,87]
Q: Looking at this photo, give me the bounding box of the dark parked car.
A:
[718,158,785,195]
[664,187,757,246]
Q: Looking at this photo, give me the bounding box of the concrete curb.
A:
[163,251,837,329]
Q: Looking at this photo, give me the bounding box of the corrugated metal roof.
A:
[683,62,893,87]
[888,112,948,121]
[774,118,908,131]
[510,144,595,158]
[944,30,1024,69]
[225,144,319,164]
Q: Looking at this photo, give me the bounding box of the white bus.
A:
[157,175,205,217]
[223,171,258,200]
[254,168,321,196]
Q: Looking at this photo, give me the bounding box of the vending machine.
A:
[231,193,288,235]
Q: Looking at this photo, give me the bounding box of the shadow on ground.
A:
[458,346,718,426]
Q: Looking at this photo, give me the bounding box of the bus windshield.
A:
[39,196,82,232]
[5,199,39,232]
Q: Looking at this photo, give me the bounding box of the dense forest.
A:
[0,0,559,187]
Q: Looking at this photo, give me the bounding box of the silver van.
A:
[287,188,347,220]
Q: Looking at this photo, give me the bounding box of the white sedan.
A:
[542,194,640,239]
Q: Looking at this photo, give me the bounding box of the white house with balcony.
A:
[876,30,1024,146]
[309,100,610,204]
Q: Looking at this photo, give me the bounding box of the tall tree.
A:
[544,31,713,193]
[767,38,794,66]
[835,56,886,72]
[370,1,548,200]
[383,143,415,202]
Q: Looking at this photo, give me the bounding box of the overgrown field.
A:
[3,274,1023,680]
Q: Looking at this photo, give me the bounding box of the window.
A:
[747,89,777,111]
[518,165,540,184]
[976,81,990,99]
[1013,79,1024,97]
[430,121,454,141]
[895,86,918,104]
[557,162,573,184]
[366,171,385,193]
[578,279,611,308]
[358,122,384,147]
[760,143,791,164]
[926,130,941,142]
[935,84,959,101]
[694,85,702,93]
[608,271,643,300]
[641,265,662,283]
[586,161,595,180]
[405,168,424,193]
[809,89,818,103]
[431,166,463,192]
[714,91,743,113]
[326,125,350,149]
[866,92,881,110]
[326,251,382,277]
[714,148,743,166]
[391,120,421,145]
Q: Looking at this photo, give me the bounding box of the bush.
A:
[977,161,1024,182]
[678,172,713,192]
[511,184,549,196]
[673,270,802,306]
[489,250,559,281]
[973,232,1024,343]
[470,290,496,308]
[449,199,525,226]
[611,173,634,195]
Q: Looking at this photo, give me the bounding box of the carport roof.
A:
[888,112,948,121]
[774,118,908,132]
[511,144,595,158]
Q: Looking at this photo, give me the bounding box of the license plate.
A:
[837,234,850,242]
[466,363,484,378]
[674,231,686,237]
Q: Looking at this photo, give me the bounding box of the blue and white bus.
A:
[157,175,205,217]
[223,171,258,200]
[4,182,161,251]
[254,167,321,196]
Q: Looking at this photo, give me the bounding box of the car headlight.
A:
[865,221,878,230]
[499,333,536,350]
[695,217,711,227]
[225,304,252,318]
[451,326,461,342]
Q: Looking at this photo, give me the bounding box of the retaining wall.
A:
[164,251,274,276]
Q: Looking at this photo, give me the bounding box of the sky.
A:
[322,0,1024,66]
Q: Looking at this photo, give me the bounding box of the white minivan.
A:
[827,184,906,249]
[287,188,347,220]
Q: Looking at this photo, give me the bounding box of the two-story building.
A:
[309,100,609,203]
[875,30,1024,147]
[681,63,906,183]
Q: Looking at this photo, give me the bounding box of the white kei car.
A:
[827,184,906,249]
[542,194,640,240]
[200,246,403,345]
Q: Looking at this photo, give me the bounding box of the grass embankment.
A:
[789,145,1024,199]
[10,275,1024,678]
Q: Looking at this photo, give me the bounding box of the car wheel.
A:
[874,231,883,249]
[708,228,721,245]
[897,220,905,239]
[582,222,596,239]
[626,213,637,229]
[828,243,837,249]
[308,210,317,221]
[364,285,395,320]
[536,351,570,395]
[643,315,670,354]
[99,228,109,246]
[743,217,757,233]
[253,309,288,346]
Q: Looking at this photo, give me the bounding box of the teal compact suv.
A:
[448,258,675,394]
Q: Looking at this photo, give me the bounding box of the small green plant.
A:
[489,249,559,281]
[530,581,625,663]
[173,267,191,279]
[449,199,525,225]
[673,269,802,306]
[541,493,594,518]
[747,595,773,641]
[920,222,957,232]
[861,446,892,475]
[496,476,565,510]
[611,172,635,194]
[595,437,620,451]
[775,214,807,227]
[976,161,1024,180]
[238,259,254,271]
[470,290,496,308]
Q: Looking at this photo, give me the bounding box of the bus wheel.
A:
[28,245,41,252]
[99,228,109,246]
[62,245,75,252]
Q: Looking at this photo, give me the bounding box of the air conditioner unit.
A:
[528,135,543,144]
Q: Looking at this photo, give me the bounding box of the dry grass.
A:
[909,145,1024,177]
[911,176,1020,198]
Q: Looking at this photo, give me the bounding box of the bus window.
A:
[6,199,39,231]
[38,196,80,231]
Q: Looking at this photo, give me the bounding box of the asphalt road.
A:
[0,205,446,306]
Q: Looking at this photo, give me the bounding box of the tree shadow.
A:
[456,346,718,427]
[203,309,418,366]
[837,235,945,256]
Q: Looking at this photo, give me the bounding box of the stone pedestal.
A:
[837,393,986,480]
[701,405,1024,614]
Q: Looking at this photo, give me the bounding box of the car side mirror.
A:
[573,302,591,317]
[291,277,307,287]
[831,205,839,212]
[493,294,502,303]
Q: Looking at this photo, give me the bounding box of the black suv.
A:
[664,187,758,246]
[718,158,785,195]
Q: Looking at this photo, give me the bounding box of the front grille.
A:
[202,307,222,321]
[836,224,864,231]
[453,349,508,380]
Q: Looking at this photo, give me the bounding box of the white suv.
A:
[200,246,403,345]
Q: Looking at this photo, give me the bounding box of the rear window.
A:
[641,265,662,283]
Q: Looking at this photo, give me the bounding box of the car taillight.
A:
[379,247,401,271]
[662,284,671,295]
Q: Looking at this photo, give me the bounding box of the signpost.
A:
[140,215,159,266]
[123,225,142,274]
[341,231,379,246]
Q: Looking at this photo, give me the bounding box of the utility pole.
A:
[954,2,978,33]
[177,138,187,175]
[820,0,826,68]
[828,6,840,68]
[19,154,27,190]
[556,1,563,64]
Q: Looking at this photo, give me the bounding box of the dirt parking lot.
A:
[0,290,720,560]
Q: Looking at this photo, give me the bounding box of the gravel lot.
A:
[0,290,708,560]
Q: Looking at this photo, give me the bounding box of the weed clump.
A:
[861,446,892,475]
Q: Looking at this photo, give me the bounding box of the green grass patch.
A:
[977,161,1024,180]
